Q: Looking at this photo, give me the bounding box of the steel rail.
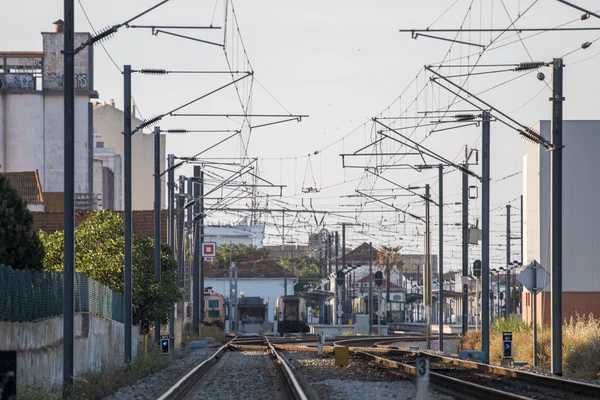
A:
[156,341,230,400]
[355,350,532,400]
[266,338,309,400]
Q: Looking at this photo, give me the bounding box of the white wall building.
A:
[93,133,122,210]
[204,223,265,247]
[523,120,600,325]
[0,21,97,207]
[93,100,165,210]
[203,277,295,323]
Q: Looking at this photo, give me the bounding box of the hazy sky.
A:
[4,0,600,271]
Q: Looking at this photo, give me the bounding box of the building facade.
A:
[204,223,265,248]
[522,120,600,325]
[93,100,165,211]
[0,21,98,209]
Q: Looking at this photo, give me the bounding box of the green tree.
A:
[0,175,44,270]
[377,245,403,320]
[211,243,269,269]
[39,210,180,324]
[280,253,321,294]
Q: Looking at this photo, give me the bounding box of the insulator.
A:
[514,61,545,71]
[140,68,167,75]
[143,115,162,127]
[167,129,187,134]
[454,114,475,121]
[96,26,117,42]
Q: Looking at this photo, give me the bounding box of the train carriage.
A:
[204,288,226,328]
[275,295,310,333]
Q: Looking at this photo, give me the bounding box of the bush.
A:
[0,175,44,270]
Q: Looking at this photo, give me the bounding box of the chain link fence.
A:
[0,264,124,323]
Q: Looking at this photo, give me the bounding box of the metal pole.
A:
[462,165,469,335]
[506,204,511,319]
[520,194,524,315]
[63,0,75,387]
[342,225,346,322]
[533,262,538,367]
[167,155,175,348]
[154,126,161,344]
[200,170,205,332]
[192,166,200,333]
[176,176,185,330]
[425,184,431,350]
[551,58,564,376]
[335,231,339,323]
[438,165,444,351]
[123,65,133,364]
[481,110,491,364]
[369,242,373,335]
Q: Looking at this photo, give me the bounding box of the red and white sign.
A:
[202,242,217,257]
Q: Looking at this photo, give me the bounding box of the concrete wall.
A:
[93,103,165,210]
[0,313,138,389]
[204,278,296,323]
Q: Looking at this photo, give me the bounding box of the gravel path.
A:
[283,351,455,400]
[104,346,219,400]
[188,349,288,400]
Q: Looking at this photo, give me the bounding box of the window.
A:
[208,310,220,317]
[208,299,220,309]
[96,141,104,148]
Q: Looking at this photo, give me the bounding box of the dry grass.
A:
[19,345,186,400]
[459,314,600,379]
[183,325,227,345]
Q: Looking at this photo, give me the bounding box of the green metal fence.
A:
[0,264,124,323]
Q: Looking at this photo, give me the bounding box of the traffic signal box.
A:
[160,334,170,355]
[374,271,383,287]
[502,332,513,364]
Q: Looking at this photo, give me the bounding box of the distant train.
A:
[353,294,405,324]
[203,288,226,328]
[275,295,310,333]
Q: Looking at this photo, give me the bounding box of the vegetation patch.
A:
[459,314,600,379]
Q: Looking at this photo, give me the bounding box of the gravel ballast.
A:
[282,351,455,400]
[104,345,219,400]
[189,349,288,400]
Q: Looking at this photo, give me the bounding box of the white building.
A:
[93,100,165,210]
[204,258,295,323]
[204,223,265,247]
[0,21,97,209]
[523,120,600,325]
[92,133,122,210]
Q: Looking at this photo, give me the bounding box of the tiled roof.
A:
[356,273,402,289]
[205,257,287,279]
[1,171,44,204]
[31,210,169,242]
[344,242,379,264]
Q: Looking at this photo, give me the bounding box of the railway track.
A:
[357,350,600,400]
[332,334,460,349]
[157,336,310,400]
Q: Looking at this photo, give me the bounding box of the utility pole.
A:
[520,194,524,315]
[63,0,75,387]
[551,58,564,376]
[438,165,444,351]
[506,204,511,319]
[167,155,175,348]
[462,164,469,335]
[481,110,491,364]
[177,176,185,331]
[192,166,201,333]
[369,242,373,335]
[199,169,205,332]
[153,126,161,344]
[335,231,340,324]
[123,65,133,364]
[342,225,346,322]
[425,184,431,350]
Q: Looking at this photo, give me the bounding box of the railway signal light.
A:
[160,334,170,354]
[502,332,513,360]
[336,270,345,286]
[473,260,482,278]
[375,271,383,287]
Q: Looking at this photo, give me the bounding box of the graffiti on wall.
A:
[44,73,89,90]
[0,74,35,90]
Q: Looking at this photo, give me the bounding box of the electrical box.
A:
[160,335,170,355]
[334,346,350,367]
[502,332,513,360]
[469,228,482,245]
